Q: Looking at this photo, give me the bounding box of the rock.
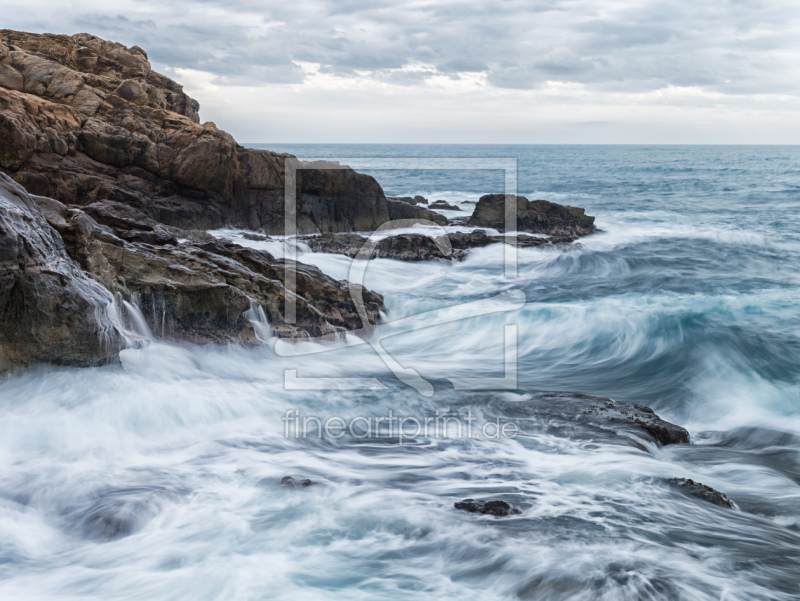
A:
[300,229,579,262]
[455,499,521,517]
[0,173,123,371]
[467,194,596,236]
[388,195,428,205]
[386,198,448,226]
[242,232,269,241]
[36,198,385,342]
[0,30,404,235]
[486,393,690,447]
[429,200,461,211]
[281,476,315,487]
[665,478,734,508]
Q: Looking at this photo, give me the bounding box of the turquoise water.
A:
[1,145,799,600]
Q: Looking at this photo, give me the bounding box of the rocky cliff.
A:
[0,30,444,234]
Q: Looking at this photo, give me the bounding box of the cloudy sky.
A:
[4,0,800,143]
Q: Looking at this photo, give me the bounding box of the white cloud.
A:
[3,0,800,142]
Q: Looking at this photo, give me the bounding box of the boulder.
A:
[455,499,521,517]
[467,194,596,236]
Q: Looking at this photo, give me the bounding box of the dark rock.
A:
[455,498,521,517]
[386,199,448,226]
[666,478,734,508]
[486,393,690,448]
[429,200,462,211]
[300,229,579,262]
[31,192,385,345]
[0,173,123,372]
[281,476,315,487]
[388,195,428,205]
[467,194,596,236]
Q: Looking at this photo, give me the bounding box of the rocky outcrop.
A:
[0,30,432,235]
[467,194,596,236]
[37,196,384,343]
[301,230,578,261]
[666,478,734,508]
[0,173,123,370]
[0,172,386,371]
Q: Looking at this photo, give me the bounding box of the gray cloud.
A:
[4,0,800,96]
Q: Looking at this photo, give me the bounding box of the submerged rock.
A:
[486,393,690,448]
[467,194,596,236]
[281,476,315,488]
[666,478,734,508]
[455,499,521,517]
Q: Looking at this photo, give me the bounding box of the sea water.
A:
[0,145,798,600]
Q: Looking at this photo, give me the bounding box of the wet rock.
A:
[486,393,690,448]
[467,194,596,236]
[242,232,269,242]
[388,195,428,205]
[429,200,462,211]
[455,498,521,517]
[0,173,123,372]
[666,478,735,508]
[33,193,385,344]
[281,476,315,488]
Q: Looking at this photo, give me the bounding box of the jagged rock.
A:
[455,499,521,517]
[0,173,123,371]
[388,195,428,205]
[467,194,596,236]
[666,478,734,508]
[34,197,385,342]
[281,476,315,488]
[429,200,461,211]
[0,30,436,234]
[301,229,578,262]
[486,393,690,447]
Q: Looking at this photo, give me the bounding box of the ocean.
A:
[1,145,799,600]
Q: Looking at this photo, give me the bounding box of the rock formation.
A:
[0,30,442,234]
[467,194,596,236]
[0,174,123,370]
[301,230,577,261]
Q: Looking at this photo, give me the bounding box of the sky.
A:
[3,0,800,143]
